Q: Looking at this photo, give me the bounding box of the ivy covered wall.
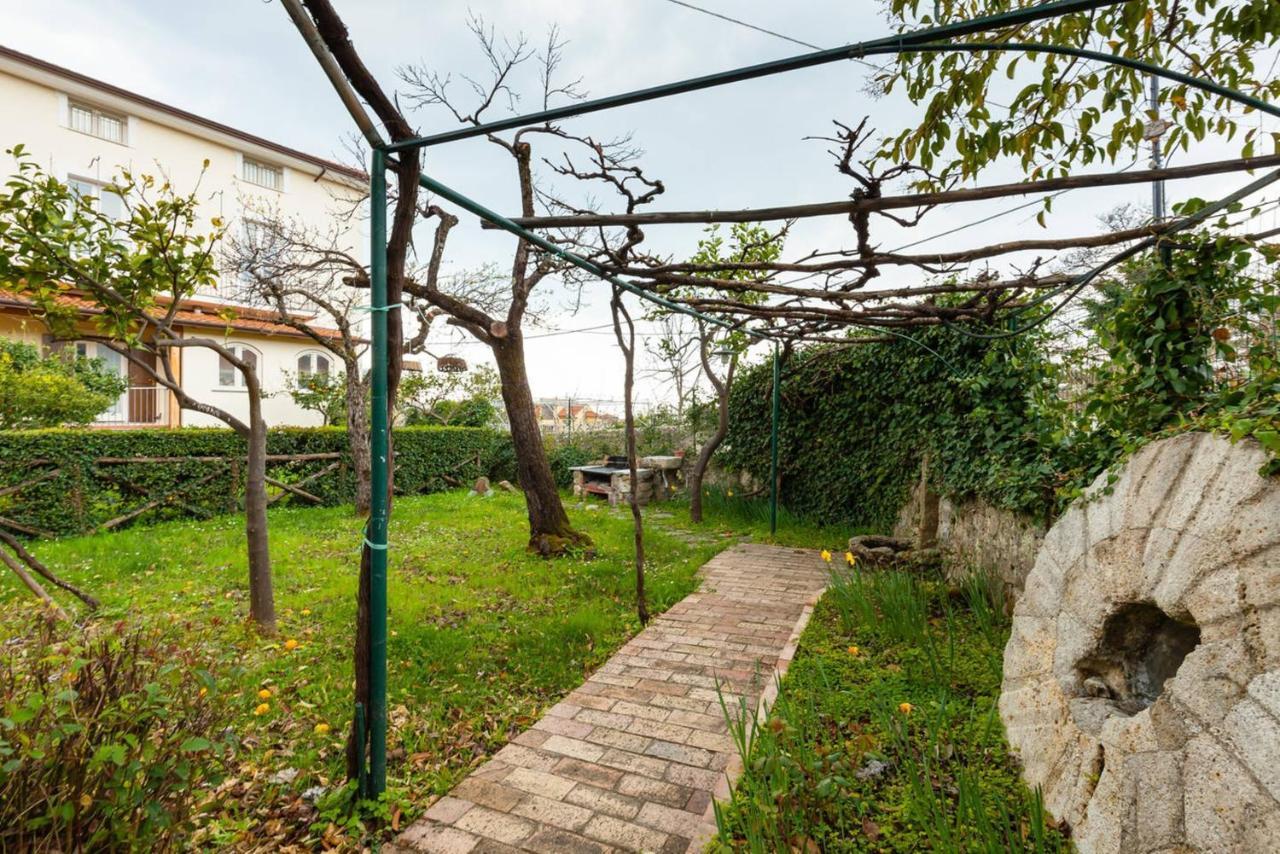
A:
[720,328,1058,532]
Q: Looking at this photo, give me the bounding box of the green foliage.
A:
[1046,233,1280,498]
[0,426,508,536]
[723,238,1279,529]
[286,370,349,427]
[0,147,224,345]
[722,324,1055,530]
[0,616,238,851]
[398,365,502,427]
[0,340,127,429]
[877,2,1280,187]
[713,564,1065,852]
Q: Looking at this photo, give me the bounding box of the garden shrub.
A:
[0,426,510,536]
[0,616,238,851]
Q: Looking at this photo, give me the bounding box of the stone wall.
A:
[893,477,1046,601]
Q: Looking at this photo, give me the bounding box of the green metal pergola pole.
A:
[769,344,781,536]
[366,149,391,799]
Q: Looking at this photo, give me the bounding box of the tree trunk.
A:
[346,369,371,516]
[689,361,733,524]
[612,290,648,624]
[491,336,591,555]
[242,399,276,634]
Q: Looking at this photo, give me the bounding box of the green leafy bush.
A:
[0,616,238,851]
[0,340,128,430]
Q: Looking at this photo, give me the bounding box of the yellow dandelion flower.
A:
[820,549,832,563]
[301,609,312,616]
[898,702,914,715]
[844,551,856,566]
[727,490,734,497]
[198,686,208,698]
[314,722,331,735]
[284,639,299,651]
[253,702,270,716]
[847,645,860,656]
[257,688,272,701]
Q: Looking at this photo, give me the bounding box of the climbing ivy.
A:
[722,237,1280,530]
[722,324,1057,531]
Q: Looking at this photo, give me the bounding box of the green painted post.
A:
[769,344,780,536]
[367,149,390,798]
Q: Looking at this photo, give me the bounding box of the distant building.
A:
[0,45,367,427]
[535,399,622,434]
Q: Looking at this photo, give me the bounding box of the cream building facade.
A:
[0,44,368,427]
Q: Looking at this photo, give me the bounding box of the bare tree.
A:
[610,287,648,625]
[395,19,665,554]
[225,208,377,514]
[643,312,703,424]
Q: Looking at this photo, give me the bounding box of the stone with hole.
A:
[1000,432,1280,853]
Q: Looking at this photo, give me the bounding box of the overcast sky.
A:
[4,0,1278,410]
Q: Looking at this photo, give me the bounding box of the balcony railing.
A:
[95,386,170,427]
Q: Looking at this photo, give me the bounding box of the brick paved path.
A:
[393,543,828,853]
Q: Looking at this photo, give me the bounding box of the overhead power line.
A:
[658,0,823,52]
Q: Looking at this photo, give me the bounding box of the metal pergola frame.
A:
[288,0,1280,797]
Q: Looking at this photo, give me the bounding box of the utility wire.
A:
[659,0,1125,261]
[658,0,823,53]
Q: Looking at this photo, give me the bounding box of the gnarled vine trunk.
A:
[689,339,736,524]
[492,336,589,555]
[345,367,371,516]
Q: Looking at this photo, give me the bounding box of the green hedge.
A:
[721,329,1054,532]
[0,426,509,537]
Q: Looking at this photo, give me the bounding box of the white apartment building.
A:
[0,44,369,428]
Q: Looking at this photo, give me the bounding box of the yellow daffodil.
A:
[284,639,299,651]
[314,722,331,735]
[847,645,859,656]
[257,688,272,701]
[898,702,913,715]
[844,551,856,566]
[820,549,832,563]
[253,703,270,716]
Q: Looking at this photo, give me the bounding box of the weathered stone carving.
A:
[1000,432,1280,853]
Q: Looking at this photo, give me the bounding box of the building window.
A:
[218,344,260,388]
[68,100,127,144]
[297,352,331,379]
[67,176,125,221]
[242,157,283,191]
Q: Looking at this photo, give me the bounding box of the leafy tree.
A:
[877,1,1280,188]
[0,148,276,633]
[286,369,349,427]
[397,364,501,428]
[0,340,127,429]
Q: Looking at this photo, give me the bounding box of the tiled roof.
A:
[0,289,350,342]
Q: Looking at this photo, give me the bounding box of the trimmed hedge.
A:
[0,427,509,537]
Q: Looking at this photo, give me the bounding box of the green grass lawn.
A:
[710,563,1067,853]
[0,490,732,849]
[2,486,1050,852]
